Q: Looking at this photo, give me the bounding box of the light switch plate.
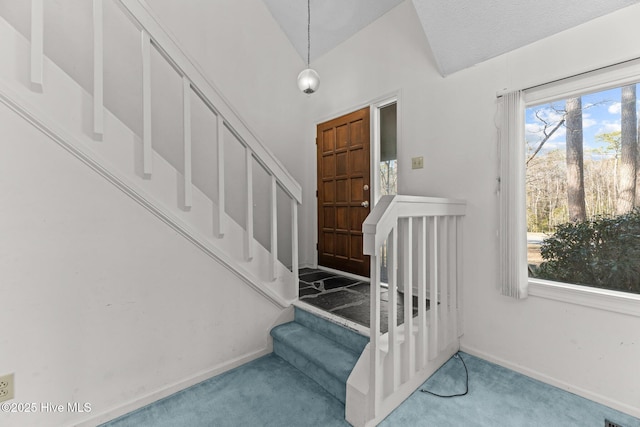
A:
[411,156,424,169]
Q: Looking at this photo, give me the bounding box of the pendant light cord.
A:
[307,0,311,67]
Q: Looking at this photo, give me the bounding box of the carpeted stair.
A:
[270,307,369,404]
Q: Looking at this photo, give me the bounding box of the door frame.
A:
[312,91,401,269]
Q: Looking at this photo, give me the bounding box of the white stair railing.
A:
[116,0,303,282]
[20,0,302,305]
[347,195,466,426]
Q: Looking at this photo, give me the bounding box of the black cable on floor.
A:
[420,352,469,398]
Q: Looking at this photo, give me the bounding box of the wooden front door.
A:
[317,107,371,277]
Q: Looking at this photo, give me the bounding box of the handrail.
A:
[363,195,466,255]
[356,194,466,425]
[116,0,302,204]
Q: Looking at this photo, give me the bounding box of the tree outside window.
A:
[526,84,640,294]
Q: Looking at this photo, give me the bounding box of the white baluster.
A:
[440,216,449,351]
[449,216,459,345]
[215,114,225,237]
[269,175,278,281]
[369,253,382,417]
[141,31,152,175]
[388,225,400,391]
[245,147,254,261]
[417,216,428,369]
[428,216,439,361]
[456,216,464,338]
[182,77,192,208]
[93,0,104,138]
[30,0,43,91]
[402,217,415,380]
[290,199,299,299]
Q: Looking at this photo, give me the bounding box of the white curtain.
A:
[497,91,528,299]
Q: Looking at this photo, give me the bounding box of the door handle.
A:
[361,201,369,208]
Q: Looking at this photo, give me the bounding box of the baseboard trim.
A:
[459,344,640,420]
[71,347,271,427]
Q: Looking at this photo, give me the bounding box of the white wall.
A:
[0,100,283,427]
[306,0,640,417]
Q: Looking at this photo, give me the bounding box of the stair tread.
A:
[294,307,368,354]
[271,322,359,383]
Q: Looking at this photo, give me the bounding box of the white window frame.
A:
[522,59,640,317]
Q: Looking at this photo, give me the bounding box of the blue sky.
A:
[525,84,640,157]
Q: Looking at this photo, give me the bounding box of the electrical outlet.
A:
[411,156,424,169]
[0,373,14,402]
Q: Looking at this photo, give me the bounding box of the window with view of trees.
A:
[526,83,640,295]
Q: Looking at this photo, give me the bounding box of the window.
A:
[499,60,640,315]
[524,71,640,297]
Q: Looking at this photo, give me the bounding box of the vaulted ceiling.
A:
[262,0,640,76]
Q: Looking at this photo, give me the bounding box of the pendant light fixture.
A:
[297,0,320,94]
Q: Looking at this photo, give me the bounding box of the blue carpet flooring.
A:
[102,354,349,427]
[102,352,640,427]
[381,352,640,427]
